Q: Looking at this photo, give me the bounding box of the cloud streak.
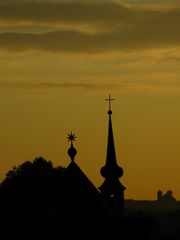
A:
[1,81,180,95]
[0,81,138,91]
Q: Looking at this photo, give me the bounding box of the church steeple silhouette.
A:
[99,95,126,216]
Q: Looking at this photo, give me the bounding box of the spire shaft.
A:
[106,114,118,167]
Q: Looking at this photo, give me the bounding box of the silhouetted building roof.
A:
[62,160,117,239]
[65,160,116,218]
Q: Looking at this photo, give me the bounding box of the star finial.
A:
[67,132,77,145]
[67,132,77,162]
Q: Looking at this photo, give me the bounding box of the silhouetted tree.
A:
[0,157,66,239]
[1,157,52,207]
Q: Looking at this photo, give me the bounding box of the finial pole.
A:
[105,94,115,114]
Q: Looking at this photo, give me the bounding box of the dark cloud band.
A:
[0,28,179,53]
[0,2,130,24]
[0,2,180,53]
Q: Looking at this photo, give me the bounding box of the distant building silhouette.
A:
[125,190,179,212]
[157,190,163,201]
[157,190,176,202]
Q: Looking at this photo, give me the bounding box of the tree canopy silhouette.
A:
[0,157,68,238]
[1,156,67,208]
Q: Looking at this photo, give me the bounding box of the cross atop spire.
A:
[105,95,115,114]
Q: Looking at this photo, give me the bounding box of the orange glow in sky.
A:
[0,0,180,200]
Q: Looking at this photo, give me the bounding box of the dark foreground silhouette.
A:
[0,157,158,240]
[0,157,180,239]
[0,157,117,239]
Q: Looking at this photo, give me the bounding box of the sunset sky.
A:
[0,0,180,200]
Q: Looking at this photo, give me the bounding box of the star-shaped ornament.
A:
[67,132,77,144]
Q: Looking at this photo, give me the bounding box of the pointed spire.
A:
[100,95,123,179]
[67,132,77,162]
[106,105,118,167]
[105,94,119,167]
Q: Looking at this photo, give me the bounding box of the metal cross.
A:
[105,95,115,111]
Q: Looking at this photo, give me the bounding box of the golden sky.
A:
[0,0,180,200]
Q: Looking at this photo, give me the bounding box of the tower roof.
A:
[99,95,125,195]
[100,95,123,179]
